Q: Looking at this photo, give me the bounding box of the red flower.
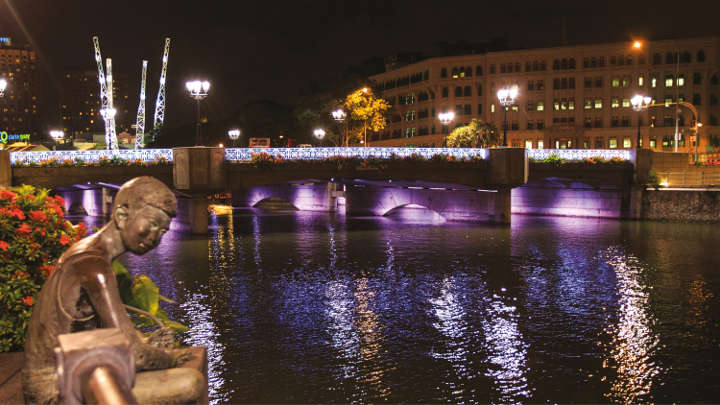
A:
[54,195,65,206]
[22,296,34,306]
[59,235,71,246]
[17,224,32,234]
[38,265,54,277]
[75,222,87,239]
[0,241,8,251]
[29,210,47,223]
[0,189,17,201]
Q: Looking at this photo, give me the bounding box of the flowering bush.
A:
[13,156,172,168]
[0,185,86,352]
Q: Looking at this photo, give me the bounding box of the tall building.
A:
[60,69,133,140]
[0,36,41,141]
[370,37,720,158]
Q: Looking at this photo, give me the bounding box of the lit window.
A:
[611,78,620,87]
[537,140,544,149]
[491,104,495,113]
[511,105,518,112]
[611,97,620,108]
[622,77,629,87]
[649,138,657,148]
[664,96,673,106]
[638,76,644,86]
[568,100,575,110]
[553,101,560,111]
[622,98,630,108]
[594,99,603,109]
[584,99,592,109]
[665,75,674,87]
[651,76,657,88]
[525,140,533,148]
[537,102,544,111]
[623,137,632,148]
[677,75,685,86]
[609,138,618,148]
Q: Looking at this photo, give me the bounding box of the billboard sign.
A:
[249,137,271,148]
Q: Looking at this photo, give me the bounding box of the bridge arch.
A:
[252,197,299,210]
[383,203,447,222]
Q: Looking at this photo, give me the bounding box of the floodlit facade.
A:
[0,37,41,139]
[370,37,720,158]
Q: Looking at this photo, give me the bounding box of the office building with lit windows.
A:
[60,69,133,140]
[370,37,720,156]
[0,36,41,139]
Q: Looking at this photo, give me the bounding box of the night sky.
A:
[2,0,720,133]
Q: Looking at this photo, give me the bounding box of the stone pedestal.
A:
[488,148,528,187]
[173,147,225,234]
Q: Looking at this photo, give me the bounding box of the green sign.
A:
[0,131,30,144]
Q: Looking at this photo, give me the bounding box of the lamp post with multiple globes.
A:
[185,80,210,146]
[631,94,652,149]
[227,129,241,147]
[496,85,519,147]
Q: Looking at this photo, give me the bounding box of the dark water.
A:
[110,209,720,404]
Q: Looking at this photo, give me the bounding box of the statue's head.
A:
[112,176,177,255]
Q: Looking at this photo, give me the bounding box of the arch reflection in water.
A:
[601,247,662,403]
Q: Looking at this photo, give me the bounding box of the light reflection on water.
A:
[99,209,720,403]
[600,248,662,404]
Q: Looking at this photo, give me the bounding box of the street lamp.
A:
[227,129,241,147]
[0,78,6,97]
[331,108,348,146]
[438,111,455,136]
[49,130,64,149]
[497,85,519,147]
[313,128,326,141]
[185,79,210,146]
[631,94,652,149]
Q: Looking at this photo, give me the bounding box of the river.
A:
[107,208,720,403]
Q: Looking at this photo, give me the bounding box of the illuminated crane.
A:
[135,60,148,148]
[92,36,118,150]
[152,37,171,141]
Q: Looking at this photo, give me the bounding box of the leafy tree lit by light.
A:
[343,87,390,146]
[446,119,498,148]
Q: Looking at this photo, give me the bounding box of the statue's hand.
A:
[171,347,193,367]
[146,327,175,348]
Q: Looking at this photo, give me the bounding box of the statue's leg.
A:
[132,368,205,405]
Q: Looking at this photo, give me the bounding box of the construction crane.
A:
[152,37,171,141]
[92,36,118,150]
[135,60,148,149]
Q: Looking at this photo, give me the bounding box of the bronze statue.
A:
[23,177,205,404]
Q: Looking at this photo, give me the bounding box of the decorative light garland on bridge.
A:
[224,147,489,162]
[525,149,633,162]
[9,147,634,166]
[10,149,174,166]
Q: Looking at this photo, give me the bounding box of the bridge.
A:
[1,146,657,232]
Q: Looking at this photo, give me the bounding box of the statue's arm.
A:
[73,257,175,370]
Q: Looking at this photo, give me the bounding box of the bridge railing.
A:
[224,147,489,161]
[525,148,634,162]
[10,149,174,165]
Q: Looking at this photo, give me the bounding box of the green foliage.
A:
[446,119,498,148]
[111,261,187,333]
[647,169,660,186]
[542,154,566,165]
[0,186,86,352]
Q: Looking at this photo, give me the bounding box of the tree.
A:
[343,87,390,146]
[446,119,498,148]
